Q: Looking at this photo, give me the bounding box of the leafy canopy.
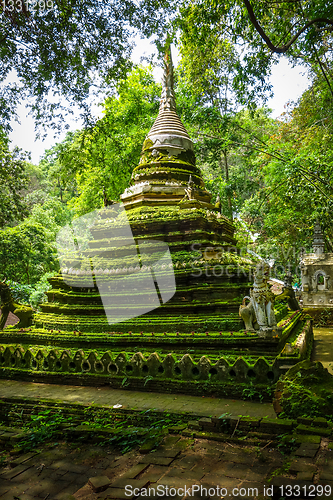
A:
[0,0,139,129]
[239,70,333,270]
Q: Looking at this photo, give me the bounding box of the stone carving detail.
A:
[311,270,329,292]
[300,258,309,291]
[239,297,258,332]
[240,262,280,338]
[312,274,318,292]
[325,276,330,290]
[182,175,195,201]
[250,262,277,329]
[313,220,325,254]
[0,280,33,330]
[0,344,278,383]
[159,46,176,113]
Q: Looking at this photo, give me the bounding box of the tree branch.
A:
[298,170,331,200]
[197,131,286,162]
[242,0,333,53]
[311,43,333,98]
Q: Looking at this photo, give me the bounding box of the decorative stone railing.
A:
[0,345,280,385]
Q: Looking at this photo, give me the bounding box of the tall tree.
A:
[241,0,333,55]
[239,70,333,270]
[39,131,80,203]
[238,0,333,99]
[176,1,274,110]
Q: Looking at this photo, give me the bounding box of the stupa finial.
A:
[145,43,193,153]
[160,44,176,112]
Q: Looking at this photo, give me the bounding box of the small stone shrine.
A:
[0,48,312,397]
[301,221,333,308]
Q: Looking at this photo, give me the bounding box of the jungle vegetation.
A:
[0,0,332,303]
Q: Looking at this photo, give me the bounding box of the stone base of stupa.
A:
[0,47,311,398]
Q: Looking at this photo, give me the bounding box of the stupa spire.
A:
[159,45,176,113]
[146,44,193,154]
[312,219,325,254]
[121,44,213,209]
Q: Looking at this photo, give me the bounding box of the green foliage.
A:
[0,127,76,285]
[312,309,333,327]
[26,197,73,241]
[267,459,292,478]
[279,361,333,420]
[81,408,173,454]
[38,132,80,203]
[5,275,53,307]
[177,1,273,111]
[173,0,333,108]
[28,273,54,309]
[173,53,278,220]
[18,404,176,454]
[20,409,74,450]
[239,71,333,271]
[42,66,161,216]
[104,424,164,454]
[0,132,30,228]
[171,0,333,257]
[6,280,34,304]
[195,108,276,218]
[0,222,58,284]
[242,382,266,402]
[121,377,130,388]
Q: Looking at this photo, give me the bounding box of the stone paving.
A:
[1,434,333,500]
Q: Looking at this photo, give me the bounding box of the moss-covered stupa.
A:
[0,49,312,398]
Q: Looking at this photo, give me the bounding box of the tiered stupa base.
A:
[0,311,312,399]
[0,48,312,398]
[0,245,312,399]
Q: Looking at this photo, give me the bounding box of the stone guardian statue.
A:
[239,262,281,338]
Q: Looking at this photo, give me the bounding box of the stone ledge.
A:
[296,424,331,437]
[183,416,333,447]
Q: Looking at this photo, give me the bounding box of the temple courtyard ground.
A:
[0,328,332,500]
[1,433,333,500]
